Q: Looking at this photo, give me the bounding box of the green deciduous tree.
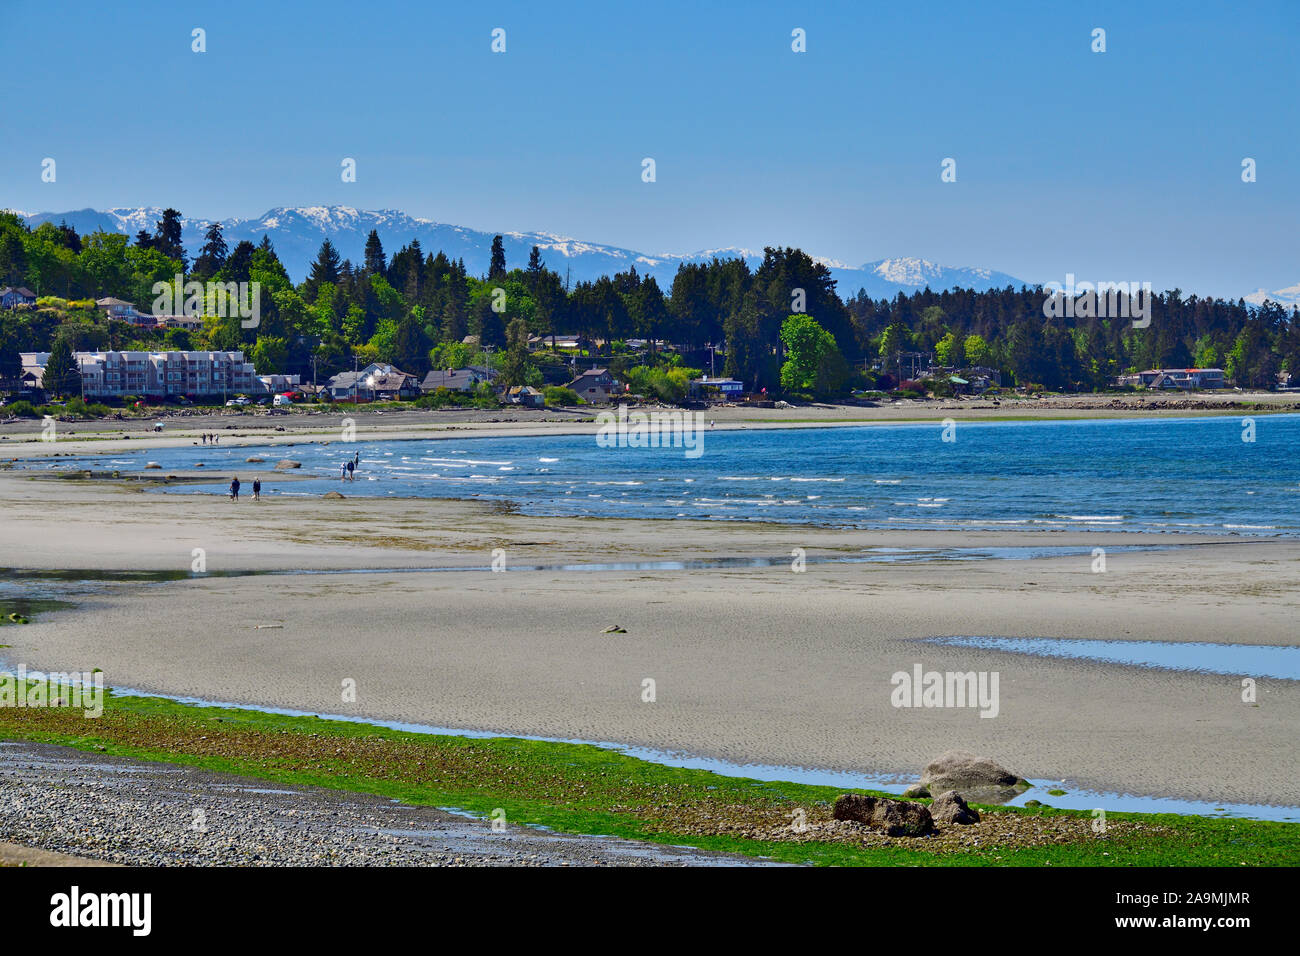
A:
[780,313,848,399]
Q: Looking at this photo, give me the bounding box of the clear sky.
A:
[1,0,1295,298]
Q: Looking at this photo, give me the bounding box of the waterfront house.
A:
[327,363,419,401]
[567,367,620,404]
[688,375,745,401]
[420,365,498,394]
[505,385,545,408]
[1117,368,1227,390]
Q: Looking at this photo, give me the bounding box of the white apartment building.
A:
[20,350,261,399]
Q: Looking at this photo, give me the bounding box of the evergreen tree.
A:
[220,241,256,283]
[56,220,82,253]
[393,315,432,377]
[364,230,386,274]
[526,245,543,290]
[489,235,506,280]
[0,331,21,392]
[0,230,26,285]
[193,222,228,278]
[472,295,506,349]
[43,338,80,397]
[499,317,531,387]
[304,239,342,301]
[153,208,187,265]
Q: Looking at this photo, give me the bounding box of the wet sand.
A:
[0,469,1296,809]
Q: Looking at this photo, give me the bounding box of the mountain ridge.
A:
[17,205,1031,300]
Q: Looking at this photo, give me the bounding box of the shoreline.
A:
[13,698,1290,868]
[5,400,1299,461]
[12,672,1287,822]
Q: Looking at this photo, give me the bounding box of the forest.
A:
[2,208,1296,398]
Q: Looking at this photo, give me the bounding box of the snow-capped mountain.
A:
[1244,284,1300,309]
[19,205,1024,296]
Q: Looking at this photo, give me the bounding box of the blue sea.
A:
[35,414,1300,536]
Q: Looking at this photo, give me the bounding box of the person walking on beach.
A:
[346,458,355,481]
[229,476,240,500]
[252,477,261,501]
[341,461,348,481]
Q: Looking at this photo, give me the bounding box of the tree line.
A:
[2,207,1297,396]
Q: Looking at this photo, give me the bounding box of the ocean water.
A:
[33,414,1300,536]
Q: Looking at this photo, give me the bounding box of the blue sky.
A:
[1,0,1295,298]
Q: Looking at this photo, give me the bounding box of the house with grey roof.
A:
[0,287,36,309]
[420,365,498,394]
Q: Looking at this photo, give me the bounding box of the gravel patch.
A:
[0,741,781,867]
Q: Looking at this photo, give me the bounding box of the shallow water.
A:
[928,635,1300,681]
[23,414,1300,536]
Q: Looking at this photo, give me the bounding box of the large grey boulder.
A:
[920,750,1028,802]
[833,794,934,837]
[930,789,980,824]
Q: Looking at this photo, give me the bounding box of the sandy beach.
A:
[1,411,1297,811]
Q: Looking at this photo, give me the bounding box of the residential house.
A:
[1117,368,1227,390]
[528,334,582,351]
[688,376,745,401]
[95,297,154,327]
[258,373,302,395]
[18,357,47,398]
[155,314,205,332]
[420,365,498,394]
[567,367,620,404]
[505,385,545,408]
[326,363,420,401]
[963,366,1002,392]
[0,286,36,309]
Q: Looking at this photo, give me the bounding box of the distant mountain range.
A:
[1245,284,1300,309]
[17,205,1027,299]
[18,205,1297,308]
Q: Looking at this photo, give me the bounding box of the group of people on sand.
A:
[228,476,261,501]
[226,451,360,500]
[200,433,221,445]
